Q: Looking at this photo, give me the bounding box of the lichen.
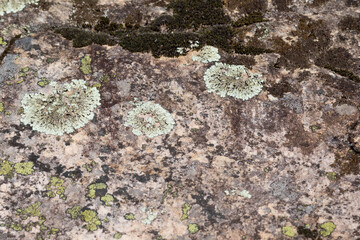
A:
[0,0,40,16]
[21,79,101,135]
[181,203,191,220]
[37,78,50,88]
[100,194,114,206]
[80,210,101,231]
[326,172,337,181]
[45,176,66,200]
[141,208,158,225]
[0,158,14,178]
[124,101,175,138]
[17,202,42,218]
[192,46,221,63]
[86,182,107,199]
[0,37,7,46]
[80,55,92,75]
[282,226,295,237]
[319,221,336,237]
[188,223,199,234]
[203,62,264,100]
[124,213,135,220]
[0,102,4,113]
[50,228,59,235]
[66,206,82,219]
[113,232,123,239]
[14,161,34,175]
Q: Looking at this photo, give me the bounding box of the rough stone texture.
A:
[0,0,359,239]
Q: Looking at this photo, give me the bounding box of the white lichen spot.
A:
[192,46,221,63]
[124,101,175,138]
[238,190,252,199]
[141,207,158,225]
[203,62,264,100]
[0,0,40,16]
[21,79,101,135]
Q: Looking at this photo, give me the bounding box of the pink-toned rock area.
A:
[0,0,359,239]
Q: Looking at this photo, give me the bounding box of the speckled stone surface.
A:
[0,0,359,239]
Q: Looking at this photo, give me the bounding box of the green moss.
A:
[319,221,335,237]
[0,159,14,178]
[37,78,50,87]
[55,27,116,48]
[14,161,34,175]
[46,176,66,200]
[232,12,267,27]
[324,65,360,83]
[0,37,7,46]
[100,194,114,206]
[113,232,123,239]
[119,32,202,58]
[0,102,4,113]
[80,55,92,75]
[66,206,82,219]
[188,223,199,234]
[168,0,231,29]
[234,44,273,55]
[181,203,191,220]
[86,182,107,199]
[282,226,295,237]
[80,210,101,231]
[201,25,234,52]
[124,213,135,220]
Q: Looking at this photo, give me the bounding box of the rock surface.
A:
[0,0,359,239]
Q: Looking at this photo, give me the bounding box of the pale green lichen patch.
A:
[37,78,50,87]
[66,206,82,219]
[113,232,123,239]
[188,223,199,234]
[141,208,158,225]
[124,213,135,220]
[0,0,40,16]
[21,79,101,135]
[0,159,14,178]
[17,201,42,218]
[86,182,107,199]
[100,194,114,206]
[124,101,175,138]
[10,222,22,231]
[66,206,101,231]
[181,203,191,220]
[0,102,4,113]
[80,55,92,75]
[282,226,295,237]
[192,46,221,63]
[326,172,337,181]
[319,221,336,237]
[50,227,60,235]
[203,62,264,100]
[45,176,66,200]
[0,37,7,46]
[14,161,34,175]
[80,210,101,231]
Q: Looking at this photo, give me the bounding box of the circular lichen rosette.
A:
[124,101,175,138]
[192,46,221,63]
[0,0,40,16]
[21,79,101,135]
[203,62,264,100]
